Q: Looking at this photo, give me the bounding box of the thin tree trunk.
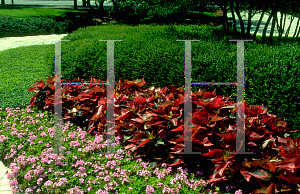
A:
[110,0,121,20]
[74,0,77,10]
[246,8,253,37]
[111,0,120,14]
[282,12,287,34]
[285,14,295,38]
[292,18,300,38]
[262,9,277,40]
[269,10,278,41]
[246,6,266,39]
[296,23,300,38]
[220,4,229,34]
[239,1,269,39]
[233,2,245,37]
[87,0,93,10]
[96,0,105,16]
[230,0,237,34]
[276,11,284,39]
[253,9,265,38]
[291,8,300,39]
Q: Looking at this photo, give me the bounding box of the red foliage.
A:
[28,76,300,194]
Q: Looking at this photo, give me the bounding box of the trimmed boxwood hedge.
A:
[0,15,73,37]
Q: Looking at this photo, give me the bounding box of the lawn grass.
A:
[0,7,300,194]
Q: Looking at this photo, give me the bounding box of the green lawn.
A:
[0,7,88,20]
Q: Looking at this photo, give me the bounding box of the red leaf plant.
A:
[28,76,300,194]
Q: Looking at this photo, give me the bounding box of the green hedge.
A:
[1,21,299,138]
[0,15,73,37]
[108,0,200,25]
[41,24,300,135]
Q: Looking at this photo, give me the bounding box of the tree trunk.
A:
[1,0,5,5]
[233,2,245,37]
[246,7,252,37]
[252,9,265,38]
[292,18,300,38]
[269,9,278,41]
[87,0,93,10]
[83,0,87,7]
[262,9,277,40]
[111,0,118,12]
[276,11,284,39]
[100,2,104,13]
[11,0,13,4]
[239,0,270,39]
[74,0,77,10]
[220,4,229,35]
[110,0,120,17]
[230,1,237,34]
[285,14,295,38]
[296,25,300,38]
[282,12,287,35]
[95,0,105,16]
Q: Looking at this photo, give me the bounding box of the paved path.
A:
[0,34,68,52]
[0,161,12,194]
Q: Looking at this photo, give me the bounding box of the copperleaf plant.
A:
[28,76,300,194]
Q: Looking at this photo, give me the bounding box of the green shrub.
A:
[109,0,198,25]
[5,22,297,138]
[0,15,72,36]
[46,24,188,91]
[242,41,300,137]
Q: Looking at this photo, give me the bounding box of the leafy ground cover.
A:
[0,6,299,194]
